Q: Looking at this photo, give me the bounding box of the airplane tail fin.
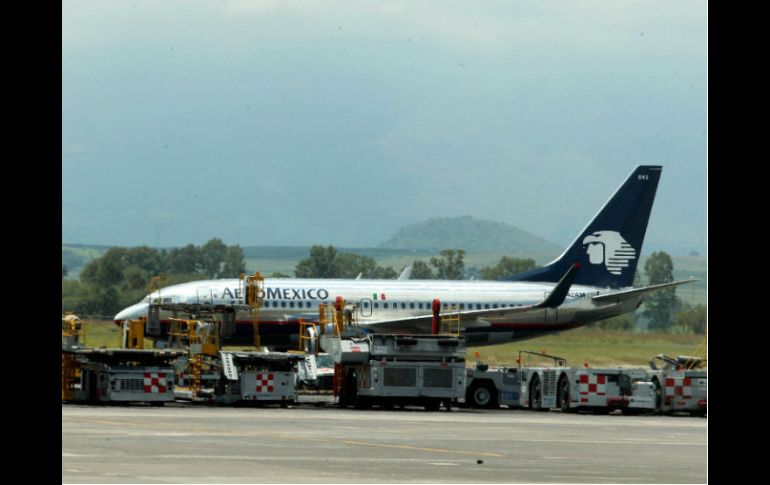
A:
[508,165,662,288]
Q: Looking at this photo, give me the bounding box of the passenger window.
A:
[484,304,490,309]
[493,303,498,309]
[281,301,287,308]
[476,303,481,310]
[264,301,270,308]
[459,303,465,310]
[383,302,388,309]
[410,302,415,309]
[374,302,379,309]
[364,301,369,308]
[290,302,295,308]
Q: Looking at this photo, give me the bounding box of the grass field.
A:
[77,320,705,367]
[466,327,705,367]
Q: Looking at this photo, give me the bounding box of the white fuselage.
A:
[115,278,639,349]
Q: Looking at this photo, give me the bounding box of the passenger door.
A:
[359,298,373,317]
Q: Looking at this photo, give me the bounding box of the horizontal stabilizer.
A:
[592,278,698,304]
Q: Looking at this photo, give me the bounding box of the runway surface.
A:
[62,403,707,483]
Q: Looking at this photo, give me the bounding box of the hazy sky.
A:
[62,1,707,255]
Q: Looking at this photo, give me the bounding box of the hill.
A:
[379,216,563,257]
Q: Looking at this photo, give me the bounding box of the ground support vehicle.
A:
[325,334,467,411]
[297,353,335,391]
[212,351,304,406]
[465,350,667,414]
[62,348,184,404]
[647,354,707,416]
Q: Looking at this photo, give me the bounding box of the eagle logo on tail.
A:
[582,231,636,275]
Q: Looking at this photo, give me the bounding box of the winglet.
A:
[398,266,412,281]
[538,263,581,308]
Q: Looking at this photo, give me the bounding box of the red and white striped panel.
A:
[144,373,168,393]
[578,373,606,402]
[256,373,274,393]
[665,377,692,402]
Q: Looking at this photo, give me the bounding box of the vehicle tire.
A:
[354,395,371,410]
[558,376,571,412]
[339,369,357,408]
[530,376,545,411]
[424,399,441,412]
[652,378,663,414]
[468,382,497,409]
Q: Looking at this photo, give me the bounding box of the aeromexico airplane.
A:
[114,165,696,350]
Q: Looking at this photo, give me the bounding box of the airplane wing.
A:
[591,278,698,304]
[365,263,581,334]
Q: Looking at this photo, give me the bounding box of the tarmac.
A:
[62,401,707,483]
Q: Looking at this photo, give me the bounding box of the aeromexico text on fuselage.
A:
[211,286,331,302]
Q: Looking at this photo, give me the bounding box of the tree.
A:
[642,251,678,331]
[125,246,165,276]
[62,264,68,279]
[80,247,128,287]
[673,303,707,334]
[295,247,397,279]
[201,238,228,278]
[430,249,466,280]
[369,266,398,279]
[122,265,148,291]
[335,253,378,278]
[221,245,246,278]
[295,245,339,278]
[480,256,536,280]
[594,314,636,331]
[166,244,201,274]
[411,260,433,279]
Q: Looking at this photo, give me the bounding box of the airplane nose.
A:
[114,302,149,325]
